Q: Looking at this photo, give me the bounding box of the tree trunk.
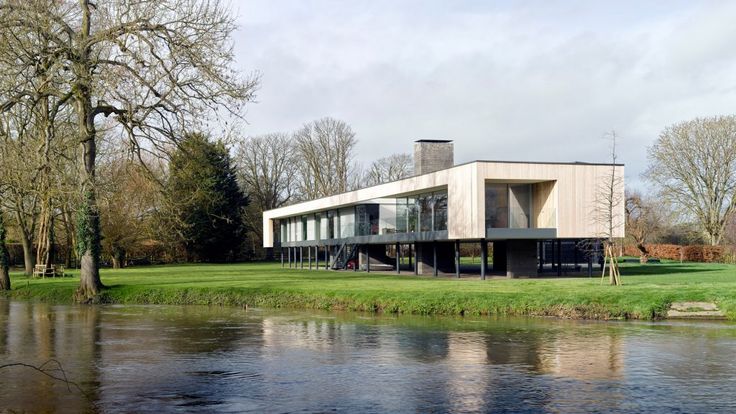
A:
[77,138,104,300]
[19,231,35,276]
[112,248,125,269]
[0,266,9,291]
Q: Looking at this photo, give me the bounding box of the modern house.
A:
[262,140,624,278]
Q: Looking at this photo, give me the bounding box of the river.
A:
[1,298,735,413]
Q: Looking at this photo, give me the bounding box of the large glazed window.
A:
[280,221,287,243]
[327,210,336,239]
[378,200,397,234]
[485,183,533,229]
[316,213,324,240]
[306,215,316,240]
[356,204,379,236]
[339,207,355,238]
[509,184,531,228]
[433,191,448,231]
[485,183,509,228]
[417,194,434,232]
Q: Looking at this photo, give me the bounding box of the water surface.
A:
[1,299,735,413]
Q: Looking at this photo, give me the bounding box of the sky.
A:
[231,0,736,189]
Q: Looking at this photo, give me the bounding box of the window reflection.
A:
[486,183,532,229]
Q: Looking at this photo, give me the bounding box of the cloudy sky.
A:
[232,0,736,189]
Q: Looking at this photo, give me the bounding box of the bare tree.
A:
[625,191,661,263]
[236,133,298,211]
[645,115,736,246]
[0,0,257,299]
[98,141,159,268]
[294,117,358,199]
[363,153,413,187]
[594,131,624,285]
[0,105,41,275]
[234,133,298,255]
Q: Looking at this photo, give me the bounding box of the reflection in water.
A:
[1,299,736,413]
[1,301,100,412]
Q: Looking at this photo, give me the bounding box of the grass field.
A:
[3,260,736,320]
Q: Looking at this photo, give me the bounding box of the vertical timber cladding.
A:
[447,163,483,239]
[476,162,624,239]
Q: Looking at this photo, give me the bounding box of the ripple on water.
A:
[2,301,736,413]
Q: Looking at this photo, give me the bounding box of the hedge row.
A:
[623,244,735,263]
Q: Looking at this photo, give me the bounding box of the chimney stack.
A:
[414,140,454,175]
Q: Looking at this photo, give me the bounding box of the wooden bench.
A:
[32,264,66,278]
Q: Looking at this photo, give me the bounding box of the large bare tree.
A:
[645,115,736,246]
[363,153,413,187]
[235,133,298,255]
[98,141,159,268]
[294,117,358,199]
[0,0,257,298]
[236,133,298,212]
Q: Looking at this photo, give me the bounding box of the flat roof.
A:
[468,159,625,167]
[264,159,624,213]
[415,139,453,143]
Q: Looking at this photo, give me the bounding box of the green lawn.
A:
[3,260,736,320]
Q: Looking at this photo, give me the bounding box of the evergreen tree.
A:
[167,133,248,262]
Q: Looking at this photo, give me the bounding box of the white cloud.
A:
[232,0,736,189]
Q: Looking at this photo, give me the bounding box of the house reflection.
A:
[537,329,623,380]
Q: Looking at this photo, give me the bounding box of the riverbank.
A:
[3,261,736,320]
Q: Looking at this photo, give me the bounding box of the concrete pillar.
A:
[412,243,417,275]
[493,241,507,273]
[308,246,312,270]
[414,242,455,276]
[359,245,393,270]
[300,247,304,269]
[506,239,538,278]
[480,239,487,280]
[288,247,292,268]
[281,248,284,268]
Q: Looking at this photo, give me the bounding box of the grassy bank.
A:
[3,261,736,320]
